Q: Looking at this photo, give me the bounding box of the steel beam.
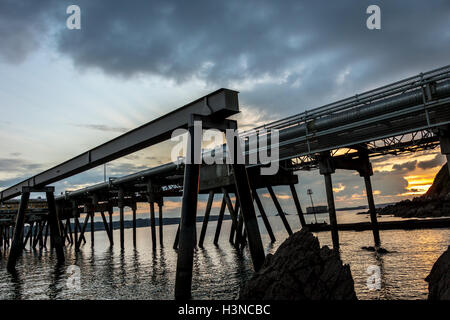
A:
[1,89,239,201]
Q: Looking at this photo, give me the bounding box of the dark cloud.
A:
[392,160,417,172]
[0,0,60,63]
[1,1,449,116]
[0,158,43,173]
[417,154,446,170]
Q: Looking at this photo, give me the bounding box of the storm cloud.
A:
[1,1,450,115]
[1,1,449,204]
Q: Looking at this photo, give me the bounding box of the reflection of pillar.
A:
[175,123,201,300]
[319,153,339,251]
[438,126,450,176]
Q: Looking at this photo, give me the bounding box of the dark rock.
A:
[361,246,390,254]
[239,229,357,300]
[426,246,450,300]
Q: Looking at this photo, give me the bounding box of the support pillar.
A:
[90,210,95,247]
[198,190,214,248]
[173,223,180,250]
[46,191,65,263]
[149,201,156,249]
[7,191,30,271]
[438,126,450,176]
[267,185,293,236]
[319,154,339,251]
[108,205,114,245]
[147,182,157,250]
[132,203,137,247]
[175,123,201,300]
[230,128,265,272]
[364,175,381,247]
[72,201,79,248]
[118,188,125,250]
[222,188,239,244]
[358,150,381,248]
[213,196,227,245]
[234,208,244,248]
[100,211,113,246]
[252,189,276,242]
[158,199,164,247]
[289,184,306,228]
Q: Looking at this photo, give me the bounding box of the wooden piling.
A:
[76,213,90,251]
[23,222,33,249]
[234,209,244,248]
[289,184,306,228]
[158,200,163,247]
[222,188,239,243]
[323,173,339,251]
[364,175,381,248]
[7,191,30,272]
[231,162,265,272]
[198,190,214,248]
[46,191,65,263]
[213,196,227,245]
[149,201,156,249]
[132,204,137,247]
[252,189,276,242]
[44,221,49,248]
[100,211,113,246]
[173,223,180,250]
[90,211,95,247]
[108,206,114,245]
[67,218,73,244]
[118,188,125,250]
[267,185,293,236]
[175,124,201,300]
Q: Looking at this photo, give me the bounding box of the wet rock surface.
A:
[239,229,357,300]
[426,246,450,300]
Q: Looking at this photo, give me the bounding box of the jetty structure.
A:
[1,65,450,299]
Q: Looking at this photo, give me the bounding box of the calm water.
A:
[0,211,449,300]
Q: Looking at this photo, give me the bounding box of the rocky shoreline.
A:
[360,163,450,218]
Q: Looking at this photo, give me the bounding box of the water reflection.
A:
[0,213,449,300]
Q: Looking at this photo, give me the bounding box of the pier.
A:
[1,65,450,299]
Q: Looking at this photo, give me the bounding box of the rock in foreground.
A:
[426,246,450,300]
[239,229,357,300]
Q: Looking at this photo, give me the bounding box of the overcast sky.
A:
[0,1,449,216]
